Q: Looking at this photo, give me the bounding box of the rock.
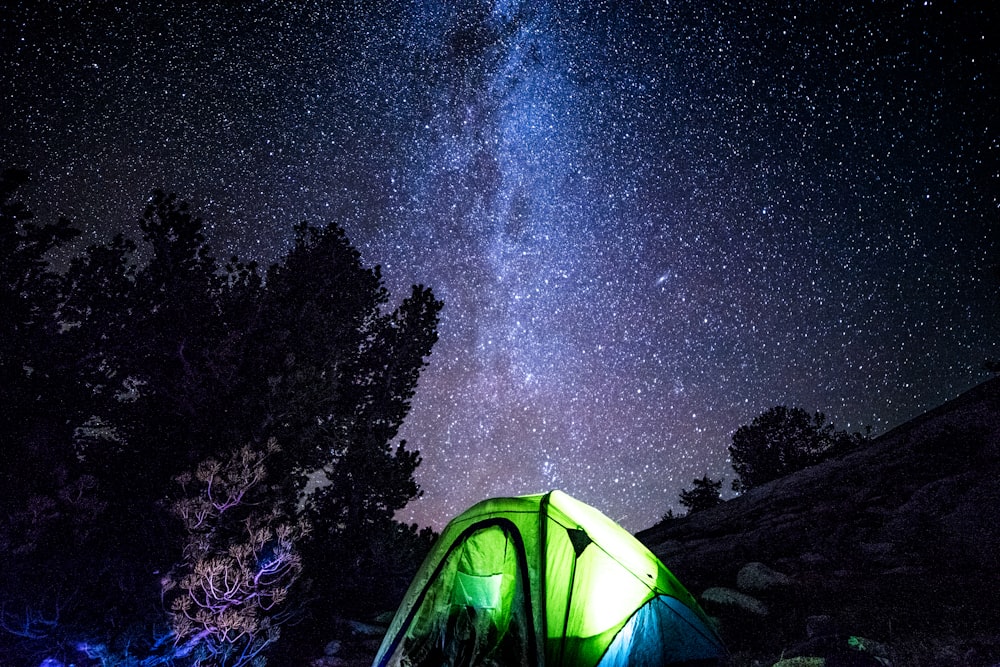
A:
[845,635,892,665]
[799,552,829,567]
[324,639,343,656]
[311,658,347,667]
[857,541,895,565]
[700,586,768,617]
[772,658,824,667]
[373,610,396,624]
[804,615,838,640]
[347,619,386,638]
[737,561,796,594]
[783,635,892,667]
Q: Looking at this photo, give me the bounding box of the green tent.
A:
[372,490,725,667]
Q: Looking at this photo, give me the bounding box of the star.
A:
[2,0,996,532]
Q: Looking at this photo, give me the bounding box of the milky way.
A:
[3,0,997,531]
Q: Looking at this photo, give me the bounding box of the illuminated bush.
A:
[164,440,307,666]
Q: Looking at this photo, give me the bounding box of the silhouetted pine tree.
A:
[679,475,724,513]
[0,176,441,666]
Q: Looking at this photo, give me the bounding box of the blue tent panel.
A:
[597,595,725,667]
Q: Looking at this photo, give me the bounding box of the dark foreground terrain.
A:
[638,377,1000,666]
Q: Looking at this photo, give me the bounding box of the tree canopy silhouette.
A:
[729,406,867,493]
[0,175,441,666]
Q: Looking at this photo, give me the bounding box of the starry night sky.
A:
[3,0,997,532]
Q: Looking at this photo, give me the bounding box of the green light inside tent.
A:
[573,546,651,638]
[579,578,636,633]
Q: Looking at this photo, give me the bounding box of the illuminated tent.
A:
[371,490,725,667]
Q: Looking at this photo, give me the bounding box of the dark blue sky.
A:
[3,0,997,531]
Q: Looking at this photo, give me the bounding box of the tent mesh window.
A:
[392,523,533,667]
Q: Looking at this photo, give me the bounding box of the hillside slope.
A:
[638,377,1000,665]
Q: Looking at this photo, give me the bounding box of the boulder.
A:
[782,635,892,667]
[737,561,796,594]
[700,587,768,618]
[347,619,387,638]
[772,658,824,667]
[310,658,348,667]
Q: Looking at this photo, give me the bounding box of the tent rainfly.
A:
[371,490,725,667]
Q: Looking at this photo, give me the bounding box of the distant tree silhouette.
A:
[679,475,724,513]
[730,406,867,492]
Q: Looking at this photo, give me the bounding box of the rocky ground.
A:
[306,615,392,667]
[638,377,1000,666]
